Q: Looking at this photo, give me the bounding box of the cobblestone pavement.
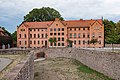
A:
[0,58,12,72]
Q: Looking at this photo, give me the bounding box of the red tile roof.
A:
[22,19,103,28]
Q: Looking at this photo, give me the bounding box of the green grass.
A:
[73,59,114,80]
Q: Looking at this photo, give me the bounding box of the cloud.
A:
[0,0,120,33]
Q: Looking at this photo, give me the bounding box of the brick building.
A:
[0,28,12,49]
[17,18,104,48]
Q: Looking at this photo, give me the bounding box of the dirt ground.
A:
[34,58,112,80]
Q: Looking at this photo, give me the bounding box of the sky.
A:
[0,0,120,33]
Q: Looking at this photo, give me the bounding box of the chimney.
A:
[80,19,83,20]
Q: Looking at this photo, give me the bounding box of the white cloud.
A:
[0,0,120,32]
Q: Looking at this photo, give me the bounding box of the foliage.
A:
[103,19,120,44]
[90,38,98,45]
[0,26,13,45]
[66,39,73,47]
[24,7,64,22]
[48,37,57,47]
[12,31,17,41]
[72,59,113,80]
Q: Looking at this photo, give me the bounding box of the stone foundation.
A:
[0,49,34,80]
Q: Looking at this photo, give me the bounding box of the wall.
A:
[45,48,120,80]
[0,50,34,80]
[105,44,120,48]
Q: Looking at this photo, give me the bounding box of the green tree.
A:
[66,39,73,47]
[12,31,17,41]
[90,38,98,48]
[106,27,120,52]
[24,7,64,22]
[48,37,57,47]
[103,19,116,43]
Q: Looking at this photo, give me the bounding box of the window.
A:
[99,40,101,44]
[92,33,95,38]
[74,33,76,38]
[54,43,56,46]
[56,24,58,26]
[58,28,60,31]
[54,33,56,35]
[58,38,60,41]
[62,28,64,31]
[70,28,72,31]
[34,41,36,44]
[70,33,72,38]
[83,33,85,38]
[78,33,80,38]
[38,34,40,38]
[19,34,21,38]
[50,28,52,31]
[25,41,27,45]
[83,28,85,30]
[34,29,36,31]
[21,29,25,31]
[88,40,90,44]
[78,40,81,44]
[62,33,64,35]
[54,28,56,31]
[62,43,64,46]
[58,33,60,36]
[83,40,86,45]
[62,38,64,41]
[41,29,43,31]
[88,28,90,30]
[19,41,21,45]
[30,34,32,38]
[58,43,60,46]
[79,28,80,30]
[74,40,76,45]
[38,41,40,44]
[29,28,32,31]
[45,34,47,38]
[42,41,43,44]
[50,33,53,36]
[99,32,102,38]
[50,43,52,46]
[38,29,39,31]
[34,34,36,38]
[74,28,76,31]
[42,34,44,38]
[30,41,32,44]
[87,34,90,38]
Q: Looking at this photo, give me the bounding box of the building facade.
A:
[0,28,12,49]
[17,18,104,48]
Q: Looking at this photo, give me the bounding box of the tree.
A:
[24,7,64,22]
[48,37,57,47]
[106,27,120,52]
[103,19,116,44]
[66,39,73,47]
[90,38,98,48]
[11,31,17,47]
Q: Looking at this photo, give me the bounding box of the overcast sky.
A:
[0,0,120,33]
